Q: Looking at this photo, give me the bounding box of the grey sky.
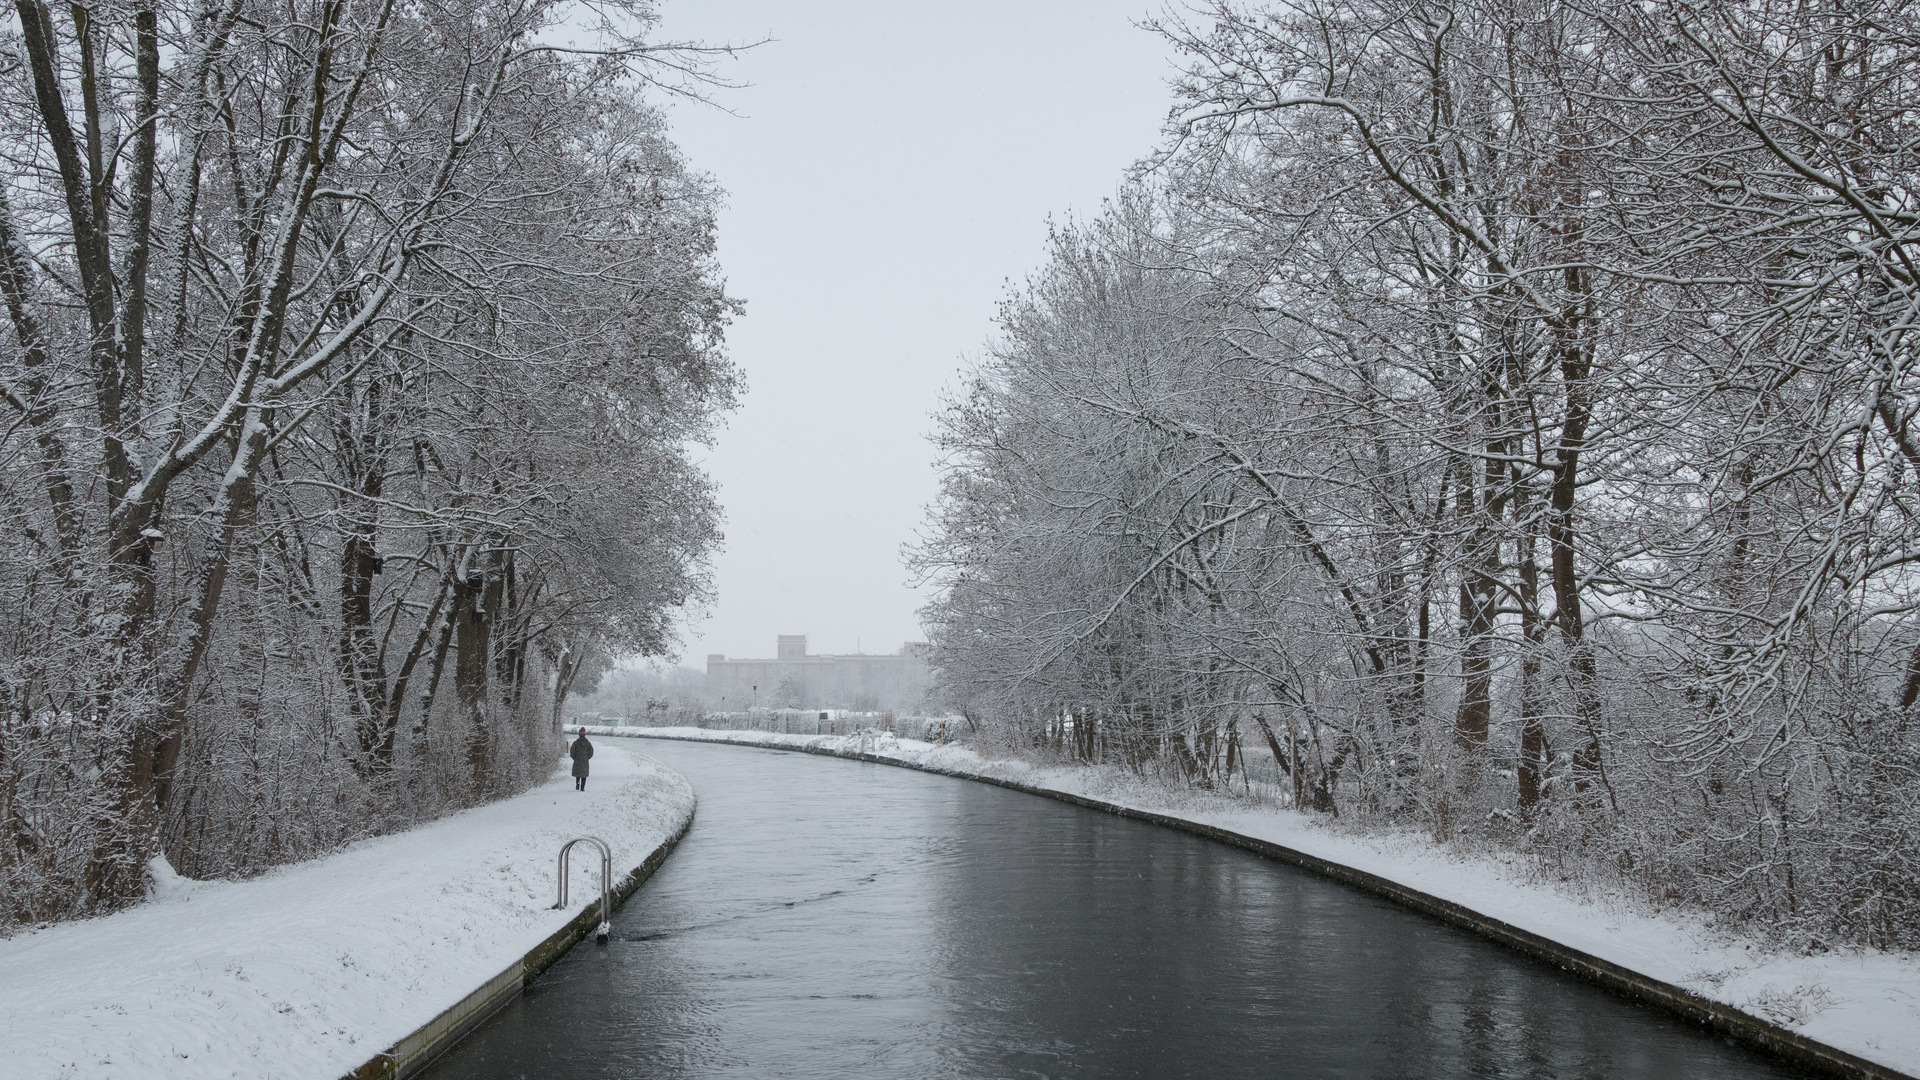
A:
[653,1,1178,663]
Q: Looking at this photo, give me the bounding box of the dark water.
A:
[424,740,1814,1079]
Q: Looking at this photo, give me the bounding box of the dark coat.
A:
[569,735,593,777]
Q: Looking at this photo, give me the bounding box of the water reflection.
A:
[424,741,1812,1079]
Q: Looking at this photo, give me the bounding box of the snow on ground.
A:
[0,744,693,1080]
[602,725,1920,1078]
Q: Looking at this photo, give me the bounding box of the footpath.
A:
[597,724,1920,1080]
[0,744,693,1080]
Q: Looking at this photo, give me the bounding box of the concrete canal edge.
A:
[614,730,1916,1080]
[338,803,695,1080]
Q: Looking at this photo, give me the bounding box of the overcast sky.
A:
[651,1,1179,664]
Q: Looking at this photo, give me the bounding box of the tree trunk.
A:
[1515,475,1547,814]
[454,562,494,799]
[1547,279,1615,812]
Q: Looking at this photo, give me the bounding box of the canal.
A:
[424,739,1815,1079]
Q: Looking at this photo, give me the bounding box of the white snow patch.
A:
[0,745,693,1079]
[604,725,1920,1077]
[144,854,192,903]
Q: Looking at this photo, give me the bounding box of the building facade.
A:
[706,636,930,711]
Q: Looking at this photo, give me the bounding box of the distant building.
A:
[706,636,930,710]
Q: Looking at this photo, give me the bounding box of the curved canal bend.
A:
[425,740,1814,1079]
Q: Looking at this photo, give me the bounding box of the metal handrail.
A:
[552,835,614,943]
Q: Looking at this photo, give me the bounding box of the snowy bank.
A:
[594,725,1920,1080]
[0,743,694,1080]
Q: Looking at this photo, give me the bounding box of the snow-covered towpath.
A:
[0,743,693,1080]
[597,725,1920,1079]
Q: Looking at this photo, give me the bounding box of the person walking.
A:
[570,727,594,791]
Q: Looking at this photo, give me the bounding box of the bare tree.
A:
[917,0,1920,949]
[1,0,737,922]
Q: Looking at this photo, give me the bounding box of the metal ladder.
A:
[552,836,615,943]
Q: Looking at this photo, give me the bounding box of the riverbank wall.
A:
[589,725,1920,1080]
